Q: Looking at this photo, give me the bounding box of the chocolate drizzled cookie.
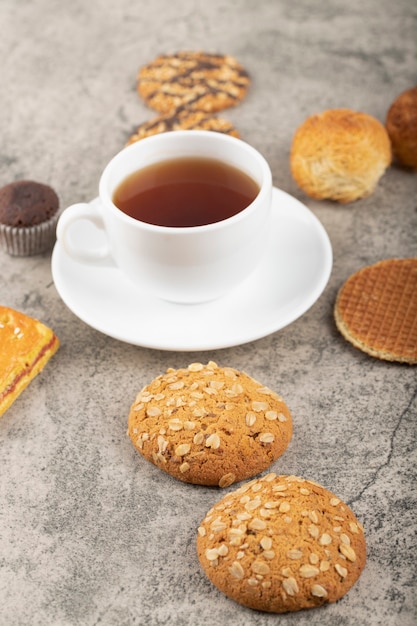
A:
[127,106,240,144]
[137,51,250,113]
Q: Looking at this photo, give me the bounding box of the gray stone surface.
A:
[0,1,416,625]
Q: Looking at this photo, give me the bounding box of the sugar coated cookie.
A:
[126,107,239,145]
[137,51,250,114]
[197,474,366,613]
[290,108,391,203]
[128,362,292,487]
[335,258,417,364]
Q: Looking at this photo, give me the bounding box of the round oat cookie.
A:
[137,51,250,114]
[127,362,292,487]
[197,474,366,613]
[126,107,240,145]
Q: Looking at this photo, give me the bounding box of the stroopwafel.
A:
[334,258,417,364]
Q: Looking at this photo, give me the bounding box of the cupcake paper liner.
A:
[0,213,59,256]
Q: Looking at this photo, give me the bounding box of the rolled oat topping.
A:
[197,474,366,613]
[128,362,292,487]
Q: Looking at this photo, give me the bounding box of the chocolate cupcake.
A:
[0,180,59,256]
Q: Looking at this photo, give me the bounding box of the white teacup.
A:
[57,130,273,304]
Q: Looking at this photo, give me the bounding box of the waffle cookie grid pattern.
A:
[335,259,417,363]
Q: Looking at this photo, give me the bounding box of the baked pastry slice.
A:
[0,306,59,417]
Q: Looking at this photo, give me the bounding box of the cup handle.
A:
[56,201,111,263]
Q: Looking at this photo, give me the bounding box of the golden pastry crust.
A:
[334,258,417,364]
[137,51,250,114]
[197,474,366,613]
[127,362,292,487]
[290,108,391,203]
[386,86,417,170]
[0,306,59,417]
[126,107,239,145]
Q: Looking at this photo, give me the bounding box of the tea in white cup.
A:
[57,130,273,304]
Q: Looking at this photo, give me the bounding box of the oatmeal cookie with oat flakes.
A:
[197,474,366,613]
[127,362,292,487]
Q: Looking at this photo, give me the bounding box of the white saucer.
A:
[51,188,332,351]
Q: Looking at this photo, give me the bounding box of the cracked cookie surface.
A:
[197,474,366,613]
[127,362,292,487]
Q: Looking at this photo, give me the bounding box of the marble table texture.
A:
[0,1,416,625]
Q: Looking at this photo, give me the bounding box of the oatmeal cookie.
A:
[128,362,292,487]
[197,474,366,613]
